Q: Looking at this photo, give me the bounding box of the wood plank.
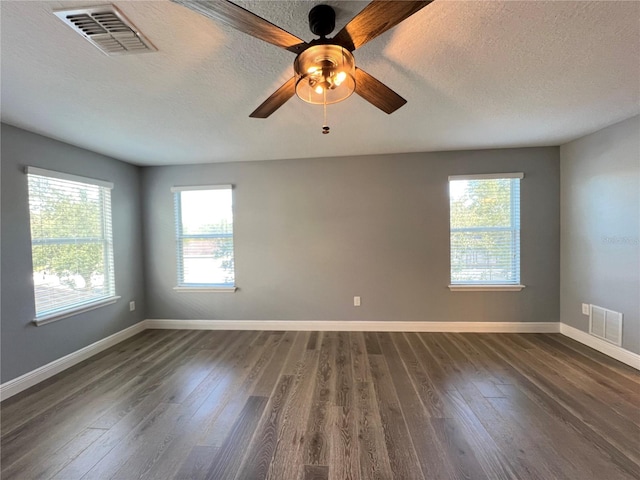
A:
[440,390,516,480]
[306,331,319,351]
[282,331,310,376]
[252,331,297,396]
[430,417,489,480]
[329,404,360,480]
[304,332,336,466]
[474,334,640,478]
[533,334,640,392]
[334,332,354,407]
[363,332,381,354]
[204,396,269,480]
[354,381,394,480]
[528,333,640,394]
[198,333,285,447]
[122,335,264,480]
[356,382,393,480]
[377,333,454,479]
[543,333,640,379]
[1,427,105,480]
[407,333,455,392]
[301,464,329,480]
[174,445,219,480]
[2,330,638,480]
[418,334,518,479]
[518,334,640,424]
[0,329,171,435]
[120,338,263,480]
[304,402,330,467]
[367,353,425,480]
[51,333,259,480]
[81,402,183,479]
[1,366,152,469]
[488,334,640,463]
[265,350,320,480]
[447,333,515,385]
[442,335,583,478]
[235,375,294,480]
[349,332,370,383]
[492,384,639,480]
[442,333,507,397]
[392,332,447,418]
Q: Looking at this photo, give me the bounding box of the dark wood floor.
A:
[1,330,639,480]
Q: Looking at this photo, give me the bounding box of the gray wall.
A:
[142,148,560,323]
[560,115,640,354]
[1,124,146,383]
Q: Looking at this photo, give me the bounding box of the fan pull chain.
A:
[322,89,330,134]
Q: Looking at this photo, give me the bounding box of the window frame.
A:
[447,172,525,291]
[172,184,237,292]
[26,167,119,325]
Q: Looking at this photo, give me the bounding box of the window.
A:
[173,185,235,290]
[27,167,117,323]
[449,173,523,289]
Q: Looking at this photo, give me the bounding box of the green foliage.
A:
[450,179,517,282]
[29,183,105,288]
[450,179,512,228]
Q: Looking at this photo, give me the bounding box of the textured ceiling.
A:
[1,0,639,166]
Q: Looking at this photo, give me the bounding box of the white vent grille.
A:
[54,5,156,56]
[589,304,623,346]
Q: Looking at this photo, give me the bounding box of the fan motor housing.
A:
[309,5,335,37]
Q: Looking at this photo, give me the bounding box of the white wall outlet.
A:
[581,303,590,315]
[354,296,361,307]
[129,301,136,312]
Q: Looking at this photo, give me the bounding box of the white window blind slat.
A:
[174,187,235,287]
[27,171,116,318]
[449,176,521,285]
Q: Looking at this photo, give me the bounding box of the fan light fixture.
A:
[171,0,429,122]
[294,44,356,105]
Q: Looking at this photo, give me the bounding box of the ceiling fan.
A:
[171,0,433,119]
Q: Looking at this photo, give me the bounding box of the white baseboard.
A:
[560,323,640,370]
[10,319,639,402]
[0,321,147,401]
[144,319,560,333]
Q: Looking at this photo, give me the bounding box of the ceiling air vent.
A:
[54,5,156,56]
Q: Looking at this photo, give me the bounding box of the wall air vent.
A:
[589,304,623,346]
[54,5,156,56]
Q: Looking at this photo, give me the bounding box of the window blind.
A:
[449,173,522,285]
[27,168,115,318]
[173,186,235,287]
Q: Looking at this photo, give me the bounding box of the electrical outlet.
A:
[581,303,590,315]
[129,301,136,312]
[354,296,361,307]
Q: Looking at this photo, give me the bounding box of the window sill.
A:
[174,286,237,293]
[33,296,121,326]
[448,285,526,292]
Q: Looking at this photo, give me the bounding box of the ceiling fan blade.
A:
[333,0,433,51]
[171,0,308,54]
[249,76,297,118]
[354,68,406,114]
